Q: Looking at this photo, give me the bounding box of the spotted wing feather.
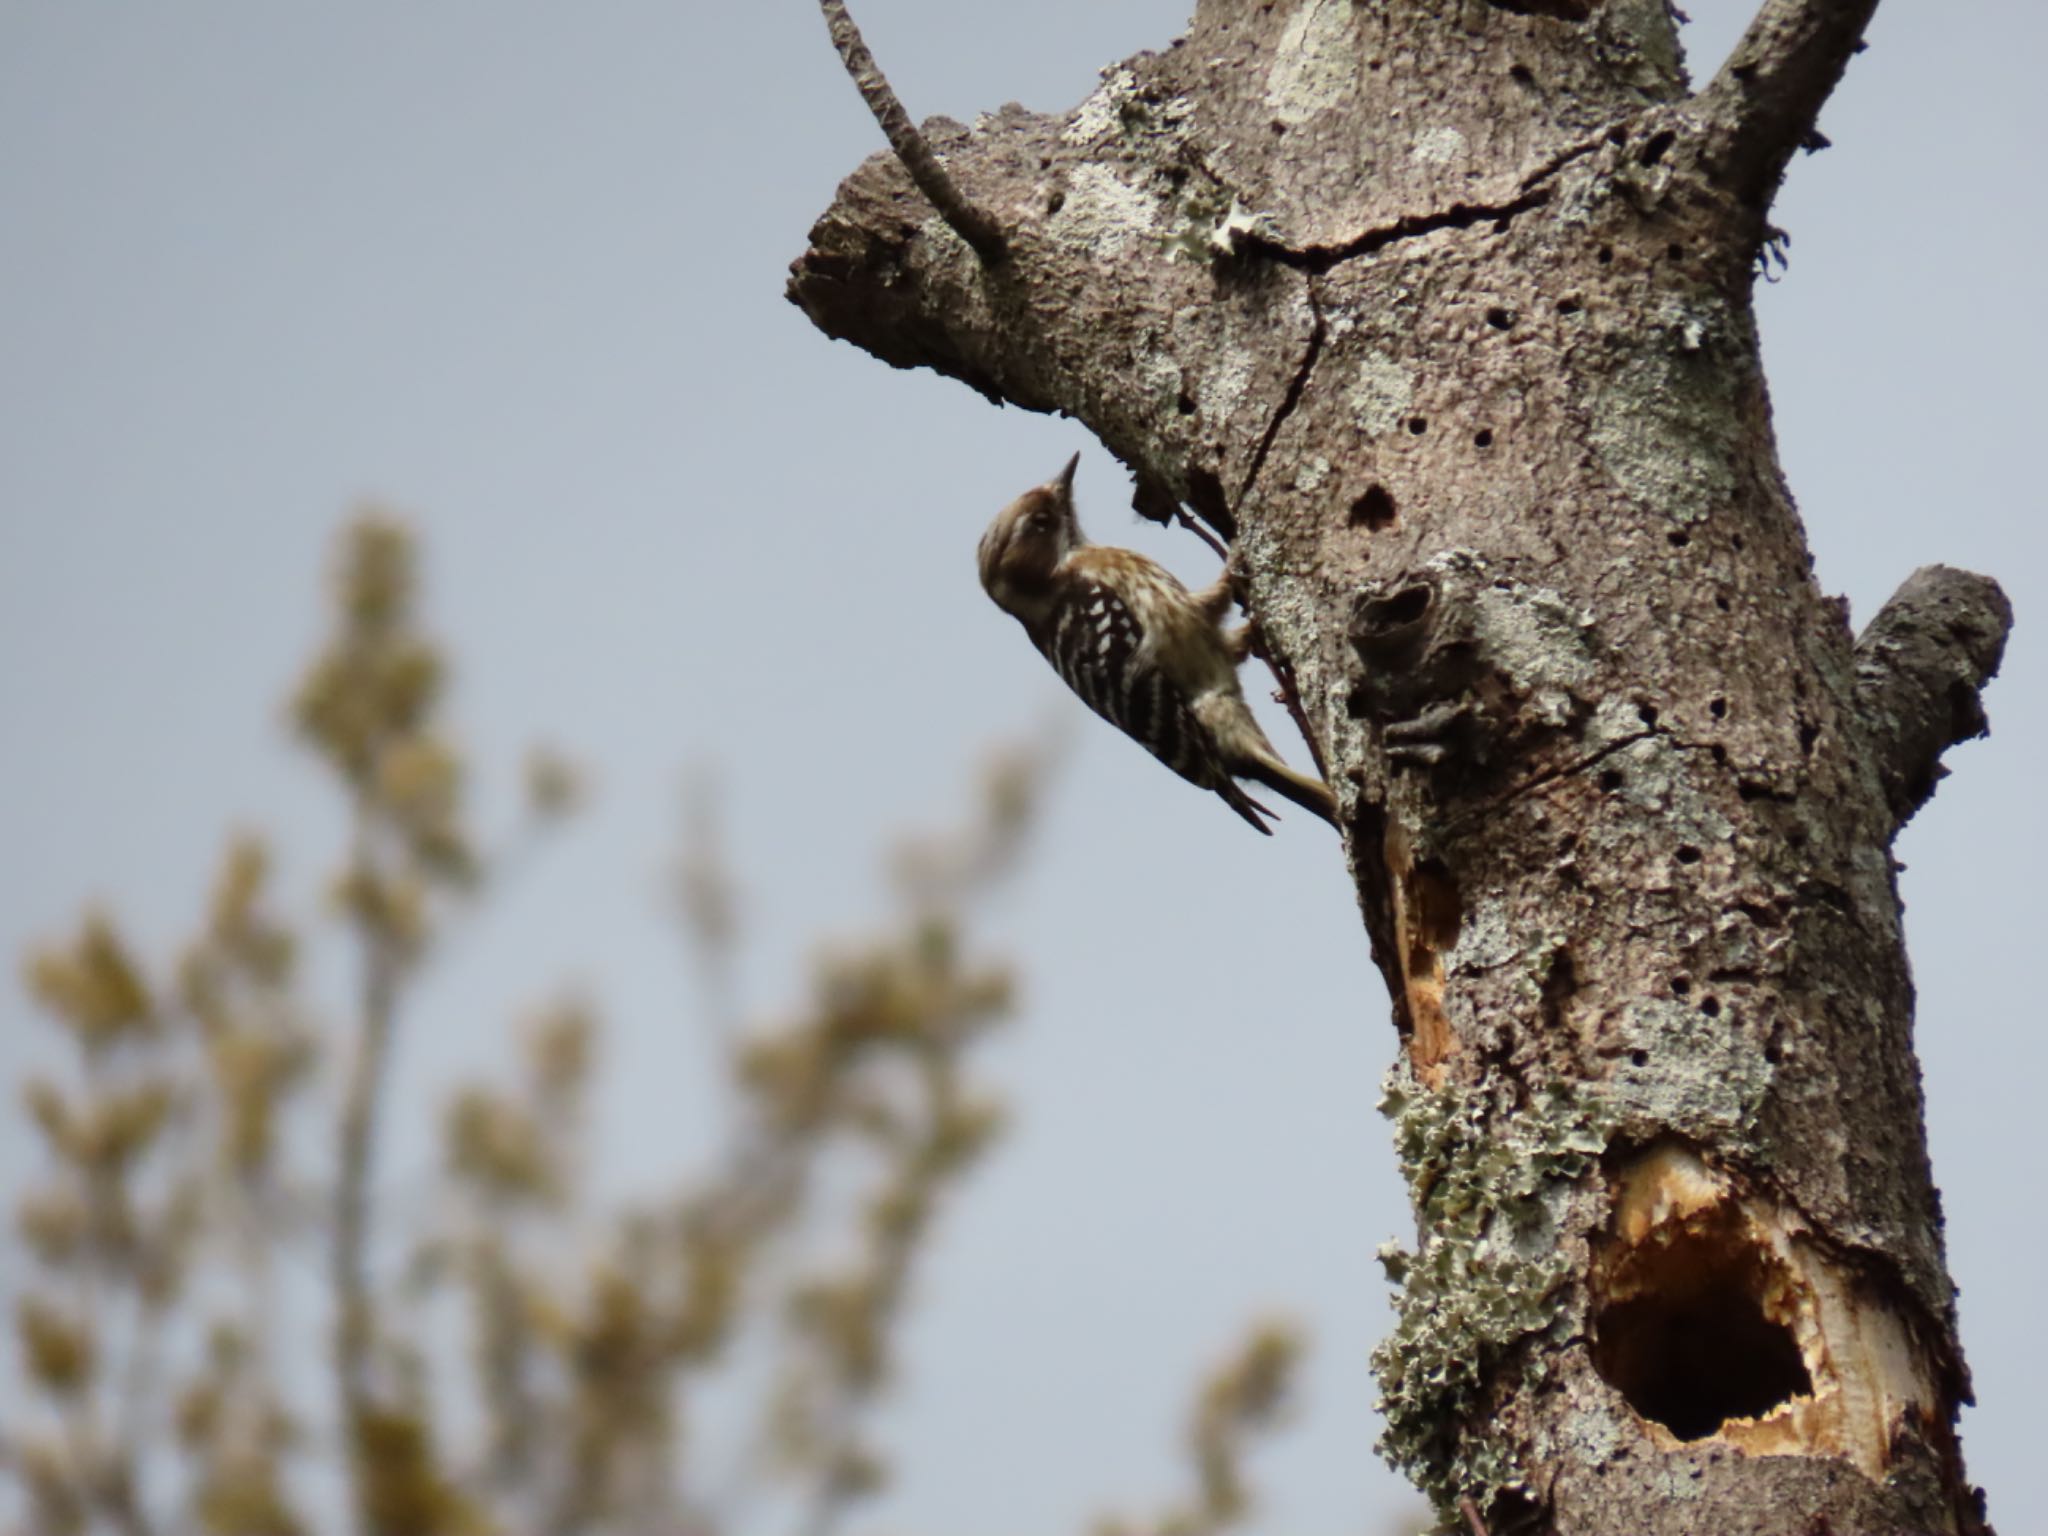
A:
[1040,576,1274,832]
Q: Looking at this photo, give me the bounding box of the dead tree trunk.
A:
[789,2,2010,1531]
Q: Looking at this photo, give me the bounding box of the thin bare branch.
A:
[816,0,1008,262]
[1690,0,1879,208]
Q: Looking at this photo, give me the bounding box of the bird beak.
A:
[1054,452,1080,495]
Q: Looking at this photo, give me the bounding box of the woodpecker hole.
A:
[1666,530,1690,549]
[1715,594,1732,612]
[1557,296,1583,316]
[1597,245,1615,264]
[1599,768,1625,793]
[1509,63,1535,85]
[1046,190,1066,216]
[1732,533,1747,551]
[1474,428,1495,448]
[1407,857,1464,958]
[1675,845,1701,864]
[1349,484,1398,531]
[1485,306,1516,329]
[1176,392,1197,416]
[1407,415,1429,435]
[1594,1208,1814,1441]
[1671,975,1692,996]
[1636,702,1659,727]
[1487,0,1592,19]
[1709,697,1728,719]
[1667,242,1686,261]
[1365,583,1432,628]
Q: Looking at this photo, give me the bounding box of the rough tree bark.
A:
[790,2,2010,1532]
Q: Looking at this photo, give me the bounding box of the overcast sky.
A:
[2,3,2042,1532]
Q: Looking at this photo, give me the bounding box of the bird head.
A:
[977,452,1082,623]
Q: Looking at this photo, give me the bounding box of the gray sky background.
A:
[1,3,2041,1532]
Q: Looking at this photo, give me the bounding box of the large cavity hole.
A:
[1594,1219,1814,1441]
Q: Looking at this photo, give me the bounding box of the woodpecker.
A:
[977,453,1338,834]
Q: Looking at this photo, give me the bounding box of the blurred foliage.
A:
[1092,1322,1304,1536]
[4,512,1310,1536]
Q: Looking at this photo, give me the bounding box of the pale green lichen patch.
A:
[1061,67,1139,146]
[1591,734,1736,854]
[1585,309,1741,528]
[1604,998,1773,1140]
[1265,0,1361,127]
[1445,893,1519,976]
[1049,164,1160,261]
[1373,1066,1613,1514]
[1346,351,1415,438]
[1409,125,1467,167]
[1429,552,1598,719]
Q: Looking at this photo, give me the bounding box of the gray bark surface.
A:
[791,3,2009,1531]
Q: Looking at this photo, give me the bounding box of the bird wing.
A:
[1042,573,1235,796]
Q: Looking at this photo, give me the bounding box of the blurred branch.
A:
[1093,1321,1306,1536]
[331,818,403,1451]
[8,511,1075,1536]
[675,764,743,1052]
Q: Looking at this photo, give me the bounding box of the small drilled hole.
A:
[1715,595,1732,612]
[1176,392,1196,415]
[1709,698,1727,719]
[1486,306,1515,329]
[1667,530,1689,549]
[1675,845,1701,864]
[1598,245,1614,264]
[1671,976,1692,997]
[1700,997,1722,1018]
[1046,190,1066,215]
[1407,416,1428,435]
[1630,1049,1650,1068]
[1474,429,1494,448]
[1349,484,1398,531]
[1710,745,1728,765]
[1599,769,1625,793]
[1637,703,1659,727]
[1667,242,1685,261]
[1732,534,1746,552]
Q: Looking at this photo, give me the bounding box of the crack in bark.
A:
[1242,132,1608,276]
[1247,188,1557,274]
[1233,284,1327,513]
[1445,727,1660,833]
